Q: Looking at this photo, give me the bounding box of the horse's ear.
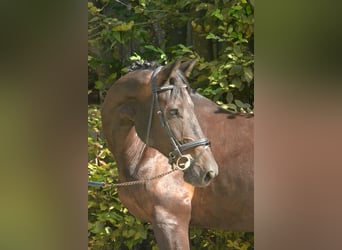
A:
[157,59,181,85]
[179,59,197,77]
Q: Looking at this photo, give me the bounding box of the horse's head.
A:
[134,59,218,186]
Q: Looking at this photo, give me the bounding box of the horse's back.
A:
[190,94,254,231]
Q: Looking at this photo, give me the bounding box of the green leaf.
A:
[233,45,243,58]
[129,53,142,61]
[93,221,104,233]
[106,73,117,83]
[112,32,121,43]
[246,5,252,15]
[112,20,134,32]
[211,9,223,21]
[231,77,242,88]
[235,99,245,108]
[99,203,107,211]
[226,91,233,103]
[228,25,234,34]
[196,3,210,12]
[128,229,136,237]
[89,16,100,23]
[227,103,237,111]
[228,53,238,60]
[197,75,208,83]
[229,65,242,75]
[206,33,221,40]
[94,80,103,90]
[243,67,253,83]
[232,5,243,11]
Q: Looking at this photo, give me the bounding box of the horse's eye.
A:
[169,77,176,85]
[168,109,179,116]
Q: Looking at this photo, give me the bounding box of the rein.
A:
[88,169,178,188]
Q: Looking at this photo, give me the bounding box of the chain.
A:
[96,168,179,188]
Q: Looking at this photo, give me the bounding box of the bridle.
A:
[88,66,211,188]
[146,66,211,171]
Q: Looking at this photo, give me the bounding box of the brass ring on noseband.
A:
[176,154,192,170]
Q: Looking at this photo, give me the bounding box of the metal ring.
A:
[176,154,192,170]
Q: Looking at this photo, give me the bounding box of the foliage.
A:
[175,0,254,112]
[88,0,254,248]
[88,0,254,112]
[190,228,254,250]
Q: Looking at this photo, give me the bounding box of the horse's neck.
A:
[123,126,145,159]
[191,92,218,111]
[101,96,144,179]
[110,122,147,180]
[102,76,147,168]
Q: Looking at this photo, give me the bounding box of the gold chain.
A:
[103,169,179,188]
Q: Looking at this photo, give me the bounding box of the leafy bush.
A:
[88,0,254,248]
[88,0,254,112]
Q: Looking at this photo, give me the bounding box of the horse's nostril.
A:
[204,170,216,183]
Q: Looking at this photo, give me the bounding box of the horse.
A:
[101,59,254,249]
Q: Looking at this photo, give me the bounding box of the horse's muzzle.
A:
[183,156,218,187]
[203,169,217,184]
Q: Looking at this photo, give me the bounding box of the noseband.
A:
[146,66,210,170]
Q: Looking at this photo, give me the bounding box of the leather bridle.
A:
[145,66,211,170]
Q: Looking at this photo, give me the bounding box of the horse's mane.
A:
[128,60,160,72]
